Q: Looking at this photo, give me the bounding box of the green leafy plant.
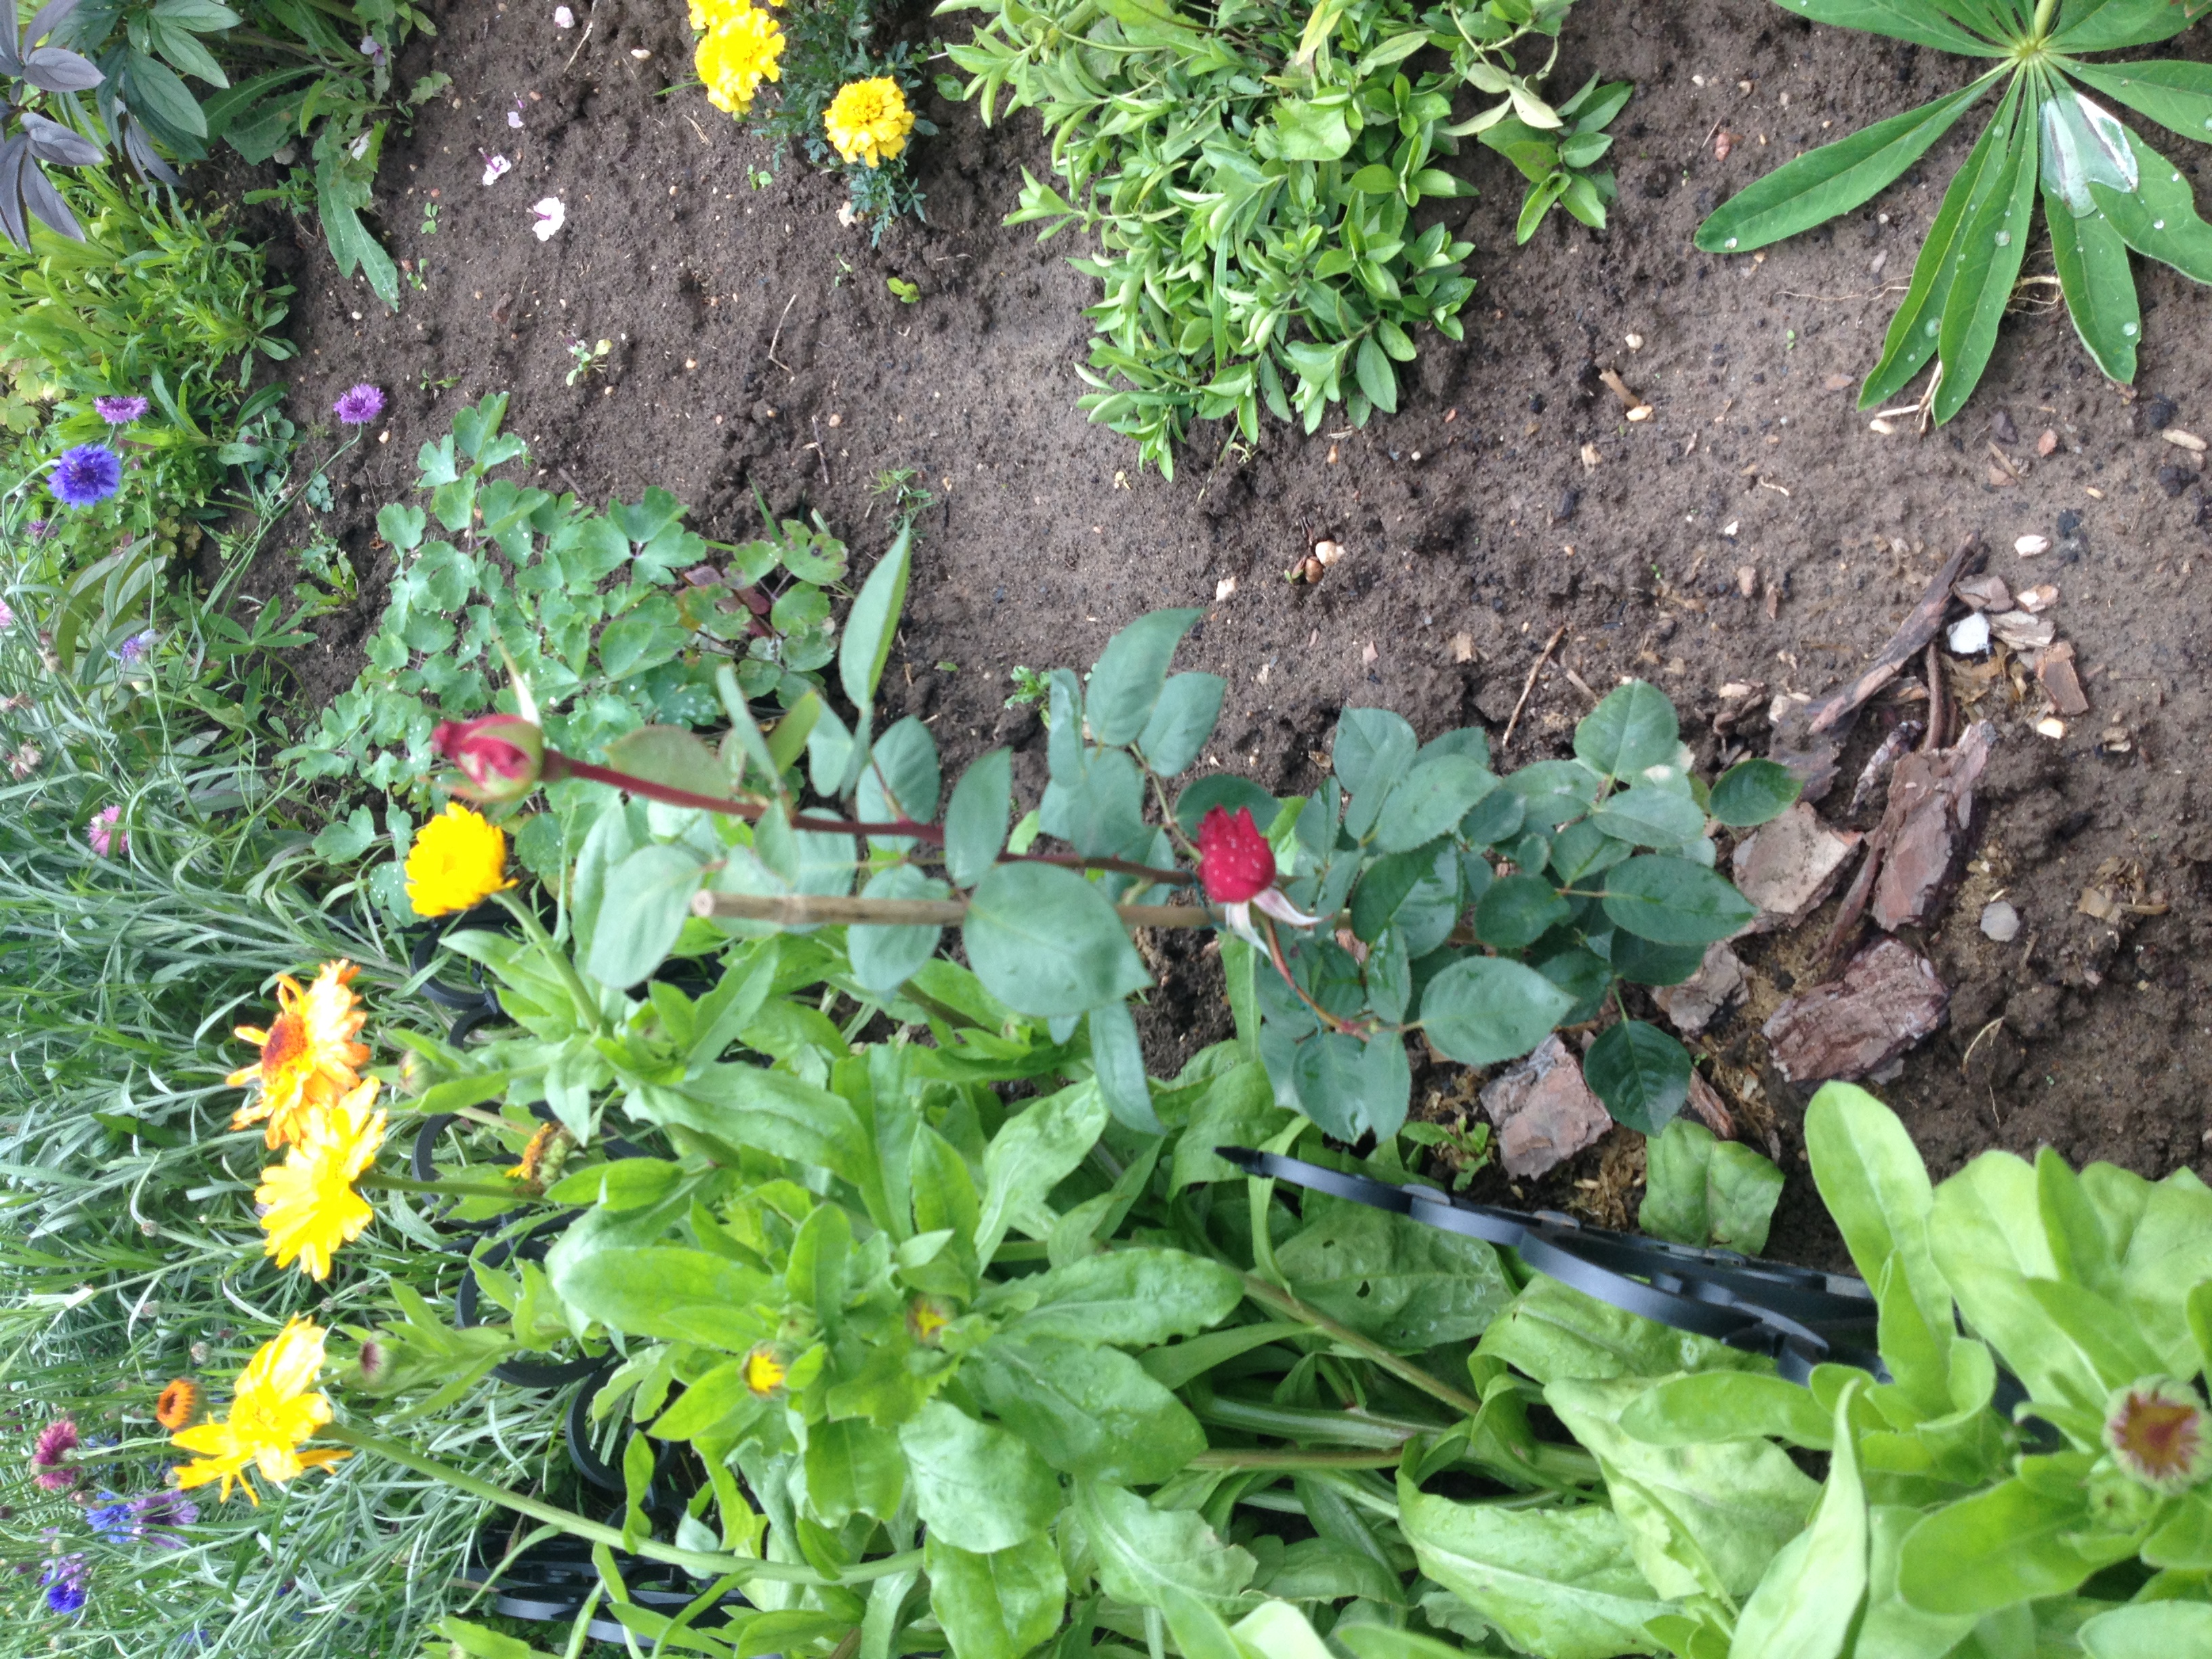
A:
[1636,1115,1782,1252]
[1479,71,1629,243]
[1698,0,2212,424]
[945,0,1619,474]
[562,333,611,385]
[1406,1080,2212,1659]
[284,396,867,827]
[495,554,1799,1142]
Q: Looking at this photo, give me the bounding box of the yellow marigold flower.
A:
[742,1346,789,1396]
[255,1078,387,1282]
[405,802,514,918]
[228,960,370,1149]
[823,77,914,169]
[170,1317,350,1506]
[697,7,783,119]
[687,0,754,29]
[155,1378,201,1431]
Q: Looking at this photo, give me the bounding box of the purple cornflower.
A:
[31,1416,77,1469]
[128,1490,197,1547]
[40,1555,87,1616]
[333,384,386,426]
[94,395,148,426]
[49,445,122,509]
[25,518,52,542]
[0,598,13,630]
[115,631,155,670]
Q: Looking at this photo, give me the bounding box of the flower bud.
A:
[2105,1378,2210,1494]
[432,714,544,804]
[1197,805,1276,903]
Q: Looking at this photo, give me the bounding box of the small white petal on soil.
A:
[2015,533,2051,556]
[531,197,565,239]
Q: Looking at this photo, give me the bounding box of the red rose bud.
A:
[1198,806,1275,903]
[434,714,544,804]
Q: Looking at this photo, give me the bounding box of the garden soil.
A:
[239,0,2212,1264]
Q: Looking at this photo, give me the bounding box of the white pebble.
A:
[1980,901,2021,943]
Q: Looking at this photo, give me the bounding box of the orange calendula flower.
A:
[155,1378,201,1431]
[228,961,370,1147]
[170,1317,350,1506]
[255,1078,387,1281]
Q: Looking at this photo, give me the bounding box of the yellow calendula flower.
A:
[170,1317,351,1506]
[742,1346,789,1396]
[255,1078,387,1282]
[697,6,783,119]
[227,960,370,1149]
[823,77,914,169]
[405,802,514,918]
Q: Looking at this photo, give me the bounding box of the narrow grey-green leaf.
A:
[1933,82,2039,424]
[1862,82,2022,407]
[1696,78,1993,253]
[2065,58,2212,152]
[2091,126,2212,283]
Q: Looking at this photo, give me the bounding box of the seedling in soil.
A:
[1700,0,2212,424]
[1002,665,1049,711]
[563,337,612,386]
[748,167,773,190]
[420,200,440,235]
[886,276,918,303]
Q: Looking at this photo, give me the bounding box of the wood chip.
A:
[2034,640,2089,716]
[1449,632,1475,663]
[1732,803,1862,930]
[1652,943,1746,1038]
[1598,367,1652,418]
[1763,939,1948,1084]
[2015,583,2057,614]
[2036,428,2060,457]
[1479,1036,1612,1179]
[1988,610,2057,651]
[1954,574,2011,611]
[1872,722,1994,931]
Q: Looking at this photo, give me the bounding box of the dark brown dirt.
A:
[243,0,2212,1260]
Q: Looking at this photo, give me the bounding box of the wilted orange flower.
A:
[227,961,370,1148]
[155,1378,200,1431]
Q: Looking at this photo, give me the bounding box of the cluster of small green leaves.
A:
[942,0,1616,474]
[1477,71,1627,243]
[575,554,1799,1145]
[753,0,935,242]
[1699,0,2212,424]
[284,394,852,808]
[1429,1082,2212,1659]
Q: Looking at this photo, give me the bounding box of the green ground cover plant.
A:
[942,0,1622,474]
[1698,0,2212,424]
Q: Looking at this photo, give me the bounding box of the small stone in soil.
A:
[1478,1035,1612,1180]
[1947,612,1991,655]
[1980,901,2022,943]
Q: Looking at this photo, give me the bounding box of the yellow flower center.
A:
[742,1349,788,1396]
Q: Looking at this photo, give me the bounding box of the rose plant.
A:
[435,532,1801,1145]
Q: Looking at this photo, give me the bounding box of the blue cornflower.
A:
[40,1555,87,1616]
[50,445,122,509]
[115,630,155,669]
[86,1492,132,1534]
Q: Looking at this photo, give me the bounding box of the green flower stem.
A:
[690,888,1210,930]
[1239,1273,1485,1418]
[1189,1446,1407,1470]
[321,1423,923,1587]
[361,1172,529,1201]
[2030,0,2057,39]
[1195,1393,1441,1448]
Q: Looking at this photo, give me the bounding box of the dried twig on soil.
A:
[767,293,799,379]
[1769,531,1982,800]
[1500,625,1566,750]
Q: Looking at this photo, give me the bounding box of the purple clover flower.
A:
[0,598,13,630]
[333,384,386,426]
[94,395,149,425]
[50,445,122,509]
